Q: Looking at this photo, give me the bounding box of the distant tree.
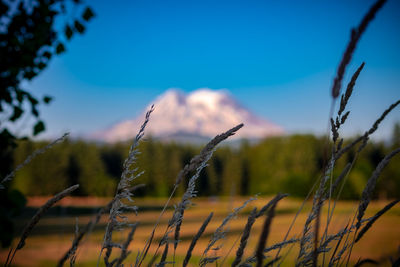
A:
[392,122,400,147]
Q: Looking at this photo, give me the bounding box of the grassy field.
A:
[1,196,399,266]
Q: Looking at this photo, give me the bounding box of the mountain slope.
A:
[92,88,283,142]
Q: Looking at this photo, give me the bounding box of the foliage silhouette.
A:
[0,0,94,247]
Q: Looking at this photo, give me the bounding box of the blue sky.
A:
[26,0,400,140]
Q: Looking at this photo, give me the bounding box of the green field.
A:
[1,196,399,266]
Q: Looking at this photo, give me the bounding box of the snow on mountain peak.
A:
[187,88,230,111]
[93,88,283,142]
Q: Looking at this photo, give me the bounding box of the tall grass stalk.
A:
[58,199,114,267]
[98,105,154,267]
[0,132,69,190]
[5,184,79,267]
[182,212,214,267]
[331,0,386,98]
[200,197,256,266]
[135,123,243,267]
[231,207,258,267]
[255,200,278,267]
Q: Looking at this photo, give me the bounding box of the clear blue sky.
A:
[27,0,400,140]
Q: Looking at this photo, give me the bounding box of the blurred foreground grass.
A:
[1,196,399,266]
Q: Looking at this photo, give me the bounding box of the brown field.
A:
[1,196,399,266]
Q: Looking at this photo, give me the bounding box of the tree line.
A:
[10,131,400,199]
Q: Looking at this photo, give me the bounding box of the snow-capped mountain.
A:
[92,88,283,142]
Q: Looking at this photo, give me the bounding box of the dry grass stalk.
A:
[356,99,400,152]
[156,241,169,267]
[354,258,378,267]
[137,124,243,266]
[367,102,400,137]
[241,237,298,265]
[221,194,288,266]
[330,163,352,196]
[318,225,349,256]
[332,218,380,266]
[153,156,211,265]
[147,253,159,267]
[200,256,220,266]
[317,100,400,266]
[111,223,139,267]
[313,164,351,266]
[170,156,212,249]
[356,147,400,229]
[328,223,349,267]
[175,123,244,186]
[320,163,354,254]
[391,255,400,267]
[182,212,214,267]
[335,99,400,160]
[220,229,242,266]
[70,251,77,267]
[321,53,396,264]
[264,237,299,254]
[331,242,350,266]
[312,198,322,267]
[275,181,318,261]
[100,105,154,267]
[256,193,288,218]
[301,224,353,267]
[297,158,335,265]
[299,135,355,265]
[264,257,281,267]
[58,199,114,267]
[328,145,399,266]
[172,124,244,255]
[318,64,365,264]
[200,197,256,266]
[255,199,278,267]
[5,184,79,267]
[331,0,387,98]
[321,101,400,262]
[355,199,400,243]
[331,62,365,144]
[337,62,365,117]
[0,132,69,190]
[231,207,258,267]
[238,256,257,267]
[68,218,79,267]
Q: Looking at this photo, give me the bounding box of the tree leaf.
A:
[37,62,47,70]
[31,106,39,117]
[60,3,66,14]
[82,7,95,21]
[42,51,52,59]
[43,96,53,104]
[0,2,9,16]
[27,95,39,105]
[16,90,24,103]
[33,121,45,136]
[24,71,37,80]
[10,106,23,122]
[2,90,12,103]
[56,42,66,54]
[74,20,85,34]
[65,25,73,40]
